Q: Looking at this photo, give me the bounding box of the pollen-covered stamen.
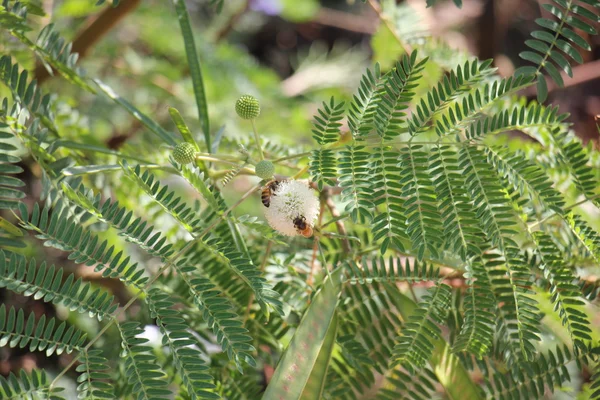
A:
[264,179,319,236]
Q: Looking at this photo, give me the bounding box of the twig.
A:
[324,190,351,254]
[529,192,600,230]
[307,200,326,288]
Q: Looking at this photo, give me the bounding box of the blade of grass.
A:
[171,0,211,151]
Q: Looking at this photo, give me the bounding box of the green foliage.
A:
[392,284,452,369]
[0,250,118,320]
[0,369,63,399]
[2,1,600,399]
[171,0,211,147]
[117,321,171,400]
[147,289,219,399]
[16,200,149,289]
[517,0,600,101]
[0,304,87,356]
[171,255,257,371]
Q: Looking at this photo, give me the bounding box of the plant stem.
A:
[529,192,600,230]
[195,155,242,166]
[251,119,264,160]
[272,151,312,163]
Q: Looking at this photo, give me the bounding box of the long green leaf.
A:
[171,0,211,151]
[262,267,343,400]
[168,107,200,151]
[94,79,177,146]
[299,313,337,400]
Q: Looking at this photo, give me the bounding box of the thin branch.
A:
[307,200,326,289]
[529,192,600,230]
[324,190,351,254]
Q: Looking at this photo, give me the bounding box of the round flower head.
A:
[255,160,275,179]
[173,142,196,165]
[235,95,260,120]
[264,180,319,236]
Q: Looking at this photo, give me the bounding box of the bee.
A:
[293,215,314,238]
[261,179,281,208]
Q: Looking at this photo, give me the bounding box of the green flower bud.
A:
[235,95,260,120]
[255,160,275,179]
[173,142,196,165]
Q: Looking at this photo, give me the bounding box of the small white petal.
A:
[264,180,319,236]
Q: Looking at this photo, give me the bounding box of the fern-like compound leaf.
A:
[0,250,118,321]
[533,232,591,349]
[391,284,452,369]
[484,145,565,215]
[373,51,427,141]
[398,144,444,261]
[567,214,600,265]
[61,183,176,260]
[17,201,148,289]
[485,345,581,399]
[202,238,284,317]
[121,160,206,233]
[344,256,439,285]
[311,97,345,145]
[370,145,408,254]
[0,304,86,356]
[339,281,404,374]
[517,0,600,101]
[465,102,568,140]
[428,144,484,261]
[118,321,171,400]
[310,148,337,191]
[0,55,57,133]
[435,74,535,137]
[453,258,495,357]
[4,18,94,92]
[172,256,256,371]
[484,250,542,362]
[0,369,64,399]
[376,367,439,400]
[348,63,383,139]
[458,145,519,251]
[76,349,115,399]
[548,127,597,198]
[147,289,219,399]
[337,145,373,223]
[409,57,495,136]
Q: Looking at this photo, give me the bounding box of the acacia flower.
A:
[264,179,319,236]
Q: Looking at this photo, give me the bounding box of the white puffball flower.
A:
[264,179,319,236]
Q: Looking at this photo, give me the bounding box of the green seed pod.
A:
[235,95,260,120]
[255,160,275,180]
[173,142,196,165]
